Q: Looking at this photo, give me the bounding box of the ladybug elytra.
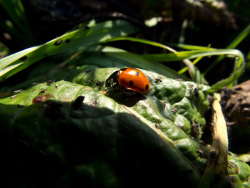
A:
[105,68,150,95]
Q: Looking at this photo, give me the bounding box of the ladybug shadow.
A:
[105,91,147,107]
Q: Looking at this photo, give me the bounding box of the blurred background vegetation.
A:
[0,0,250,89]
[1,0,250,182]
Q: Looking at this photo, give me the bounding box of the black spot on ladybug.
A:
[129,81,133,86]
[54,39,63,45]
[19,56,27,61]
[120,68,127,71]
[65,39,70,43]
[145,84,149,91]
[85,25,89,30]
[73,96,85,109]
[136,72,139,76]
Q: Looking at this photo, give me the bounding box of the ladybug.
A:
[105,68,150,95]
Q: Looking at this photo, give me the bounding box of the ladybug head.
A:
[105,70,119,88]
[105,79,111,88]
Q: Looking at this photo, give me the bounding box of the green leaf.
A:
[0,67,211,187]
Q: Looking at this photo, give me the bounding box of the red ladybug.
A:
[105,68,150,95]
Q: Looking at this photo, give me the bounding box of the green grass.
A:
[0,18,246,94]
[0,0,249,95]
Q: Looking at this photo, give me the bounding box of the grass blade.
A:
[102,37,245,88]
[101,36,177,53]
[141,49,245,92]
[203,23,250,76]
[0,20,139,81]
[85,45,189,80]
[166,43,214,51]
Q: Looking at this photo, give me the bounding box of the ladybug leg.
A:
[107,82,119,94]
[120,86,125,94]
[111,82,119,91]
